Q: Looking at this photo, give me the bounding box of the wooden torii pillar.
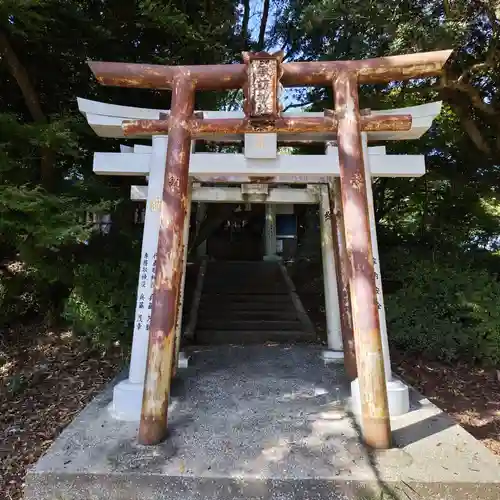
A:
[88,48,451,449]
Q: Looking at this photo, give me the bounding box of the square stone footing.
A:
[109,352,191,422]
[25,345,500,500]
[351,377,411,417]
[322,349,345,363]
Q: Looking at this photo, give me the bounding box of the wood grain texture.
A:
[89,49,452,91]
[334,72,391,449]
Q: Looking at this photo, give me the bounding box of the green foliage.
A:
[273,0,500,251]
[0,263,52,326]
[384,248,500,366]
[0,186,92,249]
[1,0,500,369]
[0,0,241,346]
[63,237,140,346]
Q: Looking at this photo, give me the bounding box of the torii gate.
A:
[82,49,451,449]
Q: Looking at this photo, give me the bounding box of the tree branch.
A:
[456,40,498,85]
[440,64,496,117]
[457,61,493,85]
[446,80,497,116]
[453,105,492,155]
[482,0,500,35]
[282,101,307,112]
[258,0,270,50]
[282,97,327,112]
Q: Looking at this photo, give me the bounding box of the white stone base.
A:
[109,352,190,422]
[263,254,282,261]
[109,379,144,421]
[322,350,344,363]
[350,377,410,417]
[177,351,189,369]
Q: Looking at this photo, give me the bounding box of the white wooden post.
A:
[264,204,278,260]
[109,135,168,421]
[318,184,344,357]
[350,133,410,416]
[361,135,392,382]
[174,184,192,371]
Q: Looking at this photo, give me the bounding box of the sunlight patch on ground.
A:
[0,360,14,377]
[278,386,329,402]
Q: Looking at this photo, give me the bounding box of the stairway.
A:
[194,261,315,344]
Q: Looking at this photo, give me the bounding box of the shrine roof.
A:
[77,97,442,143]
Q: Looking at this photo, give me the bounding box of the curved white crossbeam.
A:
[77,97,442,142]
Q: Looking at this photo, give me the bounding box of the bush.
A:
[0,262,54,327]
[383,247,500,367]
[63,238,139,347]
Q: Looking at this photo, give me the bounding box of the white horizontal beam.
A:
[94,152,425,181]
[78,97,442,142]
[131,185,319,204]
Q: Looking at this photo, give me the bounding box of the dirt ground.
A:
[0,324,124,500]
[392,352,500,455]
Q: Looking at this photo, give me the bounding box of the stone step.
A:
[198,309,298,321]
[200,293,292,303]
[202,290,290,296]
[204,264,285,283]
[202,282,285,288]
[197,320,302,331]
[198,302,296,312]
[193,261,308,345]
[203,275,287,283]
[205,260,282,268]
[195,329,312,344]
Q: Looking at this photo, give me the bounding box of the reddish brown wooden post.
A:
[329,179,357,381]
[334,72,391,449]
[138,76,195,445]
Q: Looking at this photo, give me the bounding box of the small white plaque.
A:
[244,133,277,159]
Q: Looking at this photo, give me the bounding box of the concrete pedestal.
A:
[262,254,281,262]
[25,345,500,500]
[110,352,190,421]
[322,349,345,363]
[351,377,410,417]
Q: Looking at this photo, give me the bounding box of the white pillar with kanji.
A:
[109,135,168,421]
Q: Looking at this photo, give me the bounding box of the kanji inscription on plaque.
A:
[243,51,283,122]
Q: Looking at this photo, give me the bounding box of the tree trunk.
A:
[258,0,270,50]
[241,0,250,48]
[0,30,53,188]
